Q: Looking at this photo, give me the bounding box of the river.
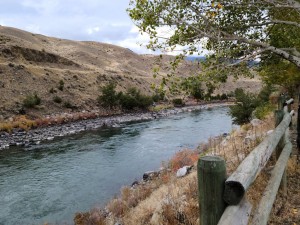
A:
[0,106,233,225]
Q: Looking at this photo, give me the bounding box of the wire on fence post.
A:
[198,156,226,225]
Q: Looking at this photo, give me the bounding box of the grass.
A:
[149,104,173,112]
[0,111,100,133]
[0,115,37,132]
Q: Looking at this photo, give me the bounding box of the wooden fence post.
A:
[297,94,300,157]
[278,95,285,110]
[198,156,226,225]
[275,110,284,159]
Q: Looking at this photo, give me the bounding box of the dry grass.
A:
[0,111,105,133]
[169,149,199,172]
[0,115,37,132]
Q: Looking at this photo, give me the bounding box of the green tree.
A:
[229,88,259,125]
[181,77,204,102]
[128,0,300,91]
[258,4,300,95]
[120,87,153,110]
[97,82,120,109]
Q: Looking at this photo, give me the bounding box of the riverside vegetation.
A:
[0,80,231,135]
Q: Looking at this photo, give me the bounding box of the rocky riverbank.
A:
[0,103,232,150]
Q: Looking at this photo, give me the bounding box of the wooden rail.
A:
[223,109,293,205]
[197,98,294,225]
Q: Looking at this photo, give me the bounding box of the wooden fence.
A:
[197,98,294,225]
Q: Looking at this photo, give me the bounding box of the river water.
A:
[0,106,233,225]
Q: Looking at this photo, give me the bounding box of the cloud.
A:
[21,0,60,15]
[87,26,100,35]
[115,26,155,54]
[0,0,207,56]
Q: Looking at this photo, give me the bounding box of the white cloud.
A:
[21,0,59,15]
[0,1,208,56]
[115,25,155,54]
[87,26,100,35]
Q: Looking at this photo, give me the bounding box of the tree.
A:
[181,76,204,101]
[229,88,259,124]
[258,3,300,95]
[97,82,120,109]
[128,0,300,89]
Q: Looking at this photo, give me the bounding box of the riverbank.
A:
[72,109,300,225]
[0,102,233,151]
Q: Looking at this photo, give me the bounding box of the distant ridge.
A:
[0,25,261,119]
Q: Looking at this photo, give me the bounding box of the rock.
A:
[223,133,228,137]
[221,139,228,146]
[176,166,192,178]
[251,119,263,127]
[143,171,158,181]
[244,134,258,145]
[131,180,139,187]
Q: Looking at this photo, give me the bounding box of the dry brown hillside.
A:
[0,25,261,119]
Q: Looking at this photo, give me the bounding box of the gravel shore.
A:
[0,103,232,150]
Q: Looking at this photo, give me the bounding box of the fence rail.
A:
[197,98,295,225]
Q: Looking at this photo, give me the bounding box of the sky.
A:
[0,0,157,54]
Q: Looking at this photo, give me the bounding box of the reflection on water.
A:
[0,106,233,225]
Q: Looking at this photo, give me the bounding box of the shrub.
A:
[254,103,275,120]
[49,88,56,94]
[0,122,13,133]
[64,101,75,109]
[229,88,259,125]
[220,93,228,100]
[169,149,198,171]
[120,87,153,110]
[98,83,153,110]
[58,80,64,91]
[107,199,128,217]
[0,116,37,132]
[119,92,138,110]
[53,96,62,103]
[257,84,274,103]
[172,98,185,106]
[152,92,165,102]
[97,82,120,108]
[74,212,106,225]
[23,92,41,108]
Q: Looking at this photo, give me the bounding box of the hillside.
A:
[0,26,261,120]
